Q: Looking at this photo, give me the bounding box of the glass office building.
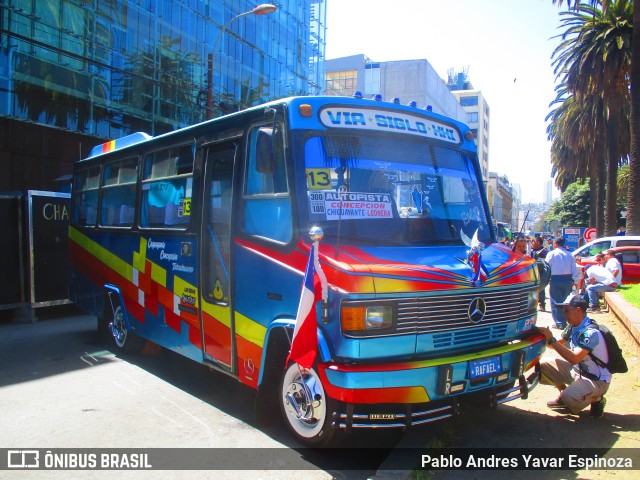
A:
[0,0,326,190]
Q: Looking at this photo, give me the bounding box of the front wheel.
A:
[279,362,342,447]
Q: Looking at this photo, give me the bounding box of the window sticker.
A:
[309,191,393,220]
[182,198,191,216]
[306,168,332,190]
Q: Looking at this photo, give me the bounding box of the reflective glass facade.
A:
[0,0,326,138]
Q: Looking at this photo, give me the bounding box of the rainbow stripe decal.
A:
[71,227,539,396]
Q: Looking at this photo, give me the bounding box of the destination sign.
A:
[319,107,461,144]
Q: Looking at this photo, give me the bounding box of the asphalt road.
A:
[1,303,639,480]
[0,306,397,480]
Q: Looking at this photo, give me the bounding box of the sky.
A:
[324,0,568,204]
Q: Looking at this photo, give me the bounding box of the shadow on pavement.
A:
[0,305,117,388]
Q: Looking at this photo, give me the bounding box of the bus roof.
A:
[87,132,153,159]
[82,95,475,162]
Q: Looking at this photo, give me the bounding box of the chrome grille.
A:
[432,324,508,348]
[396,286,533,335]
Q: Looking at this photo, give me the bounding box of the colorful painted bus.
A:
[69,95,546,446]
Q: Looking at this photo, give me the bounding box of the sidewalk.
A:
[605,290,640,347]
[373,291,640,480]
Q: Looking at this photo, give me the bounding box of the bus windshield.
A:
[297,133,491,245]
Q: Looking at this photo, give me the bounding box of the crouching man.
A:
[538,294,611,418]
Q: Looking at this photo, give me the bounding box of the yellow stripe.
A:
[201,301,231,328]
[151,261,167,287]
[71,227,168,288]
[71,226,268,349]
[69,227,133,282]
[132,237,147,272]
[234,311,266,348]
[412,337,539,369]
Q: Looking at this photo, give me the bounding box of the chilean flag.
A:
[286,245,323,369]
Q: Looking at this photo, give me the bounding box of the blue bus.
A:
[69,95,545,446]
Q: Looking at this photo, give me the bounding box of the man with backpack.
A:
[538,293,612,418]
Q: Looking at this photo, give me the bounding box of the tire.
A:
[106,302,144,353]
[279,362,342,447]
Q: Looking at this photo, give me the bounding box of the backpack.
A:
[536,258,551,292]
[587,321,628,374]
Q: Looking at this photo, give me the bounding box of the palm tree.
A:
[552,0,639,235]
[551,1,632,235]
[628,1,640,234]
[547,88,609,234]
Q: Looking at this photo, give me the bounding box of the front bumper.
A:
[330,369,541,429]
[318,333,545,429]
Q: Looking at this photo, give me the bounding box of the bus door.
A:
[199,141,237,372]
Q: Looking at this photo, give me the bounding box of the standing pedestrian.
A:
[545,237,580,329]
[514,236,528,255]
[531,235,549,311]
[538,293,610,418]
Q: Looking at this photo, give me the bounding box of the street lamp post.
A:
[198,4,277,118]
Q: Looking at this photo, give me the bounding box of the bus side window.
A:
[72,167,100,227]
[100,158,138,227]
[140,145,194,229]
[242,125,292,243]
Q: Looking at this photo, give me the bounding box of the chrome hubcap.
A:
[109,307,127,347]
[284,370,324,425]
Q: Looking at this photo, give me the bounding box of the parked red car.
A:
[577,246,640,285]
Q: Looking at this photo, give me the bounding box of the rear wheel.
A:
[105,302,144,353]
[279,362,342,447]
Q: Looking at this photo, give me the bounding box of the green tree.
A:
[552,0,639,235]
[618,163,630,201]
[546,181,592,227]
[547,88,608,233]
[551,0,632,236]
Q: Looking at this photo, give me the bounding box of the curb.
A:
[604,291,640,347]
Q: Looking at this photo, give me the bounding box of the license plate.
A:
[469,356,501,379]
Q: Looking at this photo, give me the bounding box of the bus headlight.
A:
[341,304,393,334]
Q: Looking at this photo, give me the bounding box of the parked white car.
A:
[572,236,640,258]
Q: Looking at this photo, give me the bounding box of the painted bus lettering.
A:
[431,124,457,141]
[375,114,428,134]
[326,111,366,126]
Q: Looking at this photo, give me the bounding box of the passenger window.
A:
[242,124,292,243]
[72,167,100,227]
[618,239,640,247]
[100,158,138,227]
[587,241,611,256]
[140,145,194,229]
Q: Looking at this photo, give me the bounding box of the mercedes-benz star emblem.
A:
[468,297,487,323]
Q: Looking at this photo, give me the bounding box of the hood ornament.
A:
[461,229,487,286]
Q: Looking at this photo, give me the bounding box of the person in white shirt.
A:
[545,237,581,328]
[603,250,622,285]
[585,260,618,311]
